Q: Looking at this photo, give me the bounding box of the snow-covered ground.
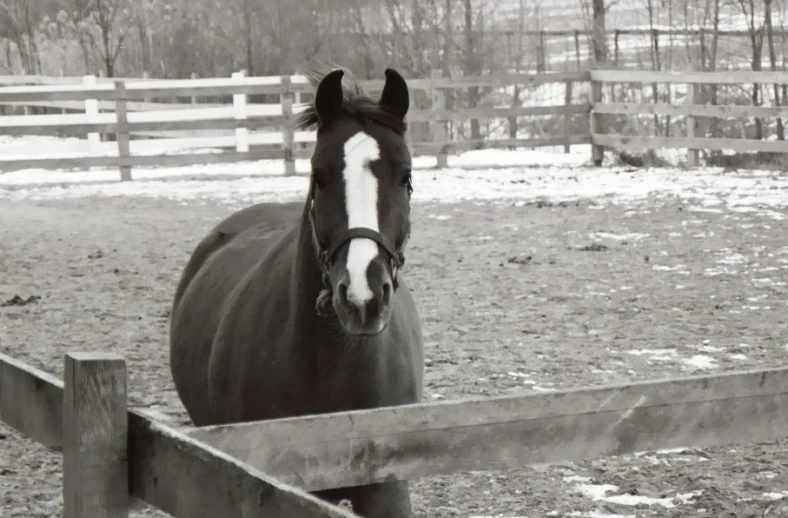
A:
[2,136,788,223]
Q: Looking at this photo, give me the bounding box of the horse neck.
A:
[291,202,325,318]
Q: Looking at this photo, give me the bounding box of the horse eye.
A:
[399,171,412,187]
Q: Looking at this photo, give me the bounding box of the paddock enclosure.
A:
[3,66,788,517]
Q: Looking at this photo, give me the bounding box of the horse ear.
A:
[315,69,345,124]
[379,68,409,119]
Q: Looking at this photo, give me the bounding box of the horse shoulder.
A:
[390,283,425,401]
[205,232,301,423]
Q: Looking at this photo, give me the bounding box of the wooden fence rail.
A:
[590,69,788,162]
[0,352,356,518]
[0,70,589,180]
[3,350,788,517]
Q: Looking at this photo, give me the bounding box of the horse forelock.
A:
[295,69,407,136]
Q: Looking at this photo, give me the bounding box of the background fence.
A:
[0,70,590,178]
[5,68,788,179]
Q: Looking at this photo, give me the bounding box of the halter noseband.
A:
[307,179,407,311]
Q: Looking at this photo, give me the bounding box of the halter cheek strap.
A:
[308,181,407,293]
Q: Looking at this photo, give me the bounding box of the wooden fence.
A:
[590,69,788,166]
[4,69,788,180]
[3,350,788,517]
[0,70,589,179]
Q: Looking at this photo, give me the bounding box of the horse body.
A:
[170,68,424,517]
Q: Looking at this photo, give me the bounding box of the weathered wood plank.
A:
[591,69,788,85]
[63,353,128,518]
[0,114,287,136]
[281,75,296,176]
[0,71,590,104]
[595,102,788,119]
[591,77,604,165]
[114,82,132,182]
[0,105,589,137]
[409,70,590,89]
[2,99,228,112]
[414,134,591,154]
[0,352,64,450]
[0,147,314,173]
[0,353,356,518]
[128,414,357,518]
[430,69,448,168]
[189,367,788,492]
[686,83,699,167]
[407,103,590,122]
[593,133,788,153]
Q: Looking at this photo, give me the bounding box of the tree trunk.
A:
[708,0,721,138]
[463,0,481,140]
[765,0,783,140]
[508,0,526,141]
[242,0,254,75]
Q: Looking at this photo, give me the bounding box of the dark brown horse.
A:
[169,68,424,517]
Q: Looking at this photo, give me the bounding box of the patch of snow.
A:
[592,232,649,241]
[574,483,701,509]
[624,349,677,362]
[568,513,636,518]
[652,265,689,273]
[718,253,748,265]
[699,345,725,353]
[531,386,555,392]
[682,355,718,370]
[704,267,738,277]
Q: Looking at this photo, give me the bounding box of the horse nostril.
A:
[337,280,349,304]
[382,281,392,306]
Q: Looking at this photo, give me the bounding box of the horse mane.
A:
[295,68,408,136]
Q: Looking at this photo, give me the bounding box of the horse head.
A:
[297,68,413,336]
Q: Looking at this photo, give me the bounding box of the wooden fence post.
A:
[114,81,132,182]
[60,68,67,114]
[564,80,573,153]
[232,70,249,153]
[63,352,128,518]
[430,69,448,168]
[590,74,604,166]
[686,82,698,167]
[142,71,151,103]
[280,75,296,176]
[191,72,199,105]
[84,74,100,151]
[537,31,546,72]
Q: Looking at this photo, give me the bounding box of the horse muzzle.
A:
[332,268,393,336]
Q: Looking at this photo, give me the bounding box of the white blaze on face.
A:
[342,132,381,306]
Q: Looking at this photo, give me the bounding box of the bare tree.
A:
[73,0,134,76]
[0,0,43,73]
[734,0,765,140]
[764,0,783,140]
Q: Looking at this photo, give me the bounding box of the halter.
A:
[307,177,409,301]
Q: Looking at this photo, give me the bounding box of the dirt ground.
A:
[2,189,788,517]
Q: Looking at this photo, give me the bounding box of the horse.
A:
[169,67,424,517]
